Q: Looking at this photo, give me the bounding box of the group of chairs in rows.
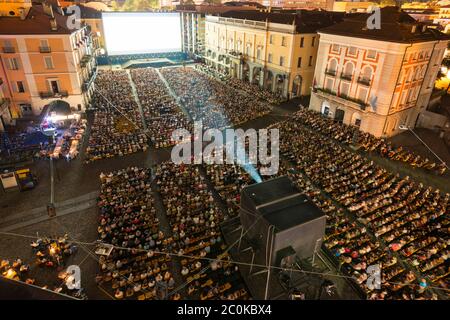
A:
[96,165,250,300]
[86,70,148,163]
[270,113,448,299]
[296,109,447,175]
[130,68,192,149]
[160,67,272,130]
[194,63,284,105]
[154,162,251,300]
[96,167,176,300]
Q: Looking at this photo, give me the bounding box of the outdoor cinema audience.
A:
[86,70,148,163]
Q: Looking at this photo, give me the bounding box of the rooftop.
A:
[319,6,450,43]
[0,3,74,35]
[63,4,102,19]
[214,9,346,33]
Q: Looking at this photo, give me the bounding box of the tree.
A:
[202,0,222,4]
[380,0,396,7]
[121,0,159,11]
[110,1,121,11]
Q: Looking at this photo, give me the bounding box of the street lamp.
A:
[399,125,449,170]
[42,126,57,217]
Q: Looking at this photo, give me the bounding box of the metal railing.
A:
[2,47,15,53]
[340,73,353,81]
[39,46,51,53]
[0,98,10,110]
[39,91,68,99]
[357,77,371,86]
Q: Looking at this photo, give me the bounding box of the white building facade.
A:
[310,10,449,137]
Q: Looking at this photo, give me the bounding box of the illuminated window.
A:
[16,81,25,93]
[8,58,19,70]
[340,82,350,97]
[40,39,49,49]
[367,50,377,59]
[358,87,368,102]
[331,44,340,53]
[44,56,54,69]
[325,78,333,91]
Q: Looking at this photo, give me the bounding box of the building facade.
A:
[181,9,206,58]
[0,1,97,128]
[433,5,450,32]
[261,0,333,10]
[310,8,449,137]
[178,3,262,59]
[204,10,343,98]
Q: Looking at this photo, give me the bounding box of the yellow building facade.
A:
[204,11,342,99]
[0,1,97,129]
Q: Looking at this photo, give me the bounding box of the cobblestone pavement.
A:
[0,97,302,299]
[1,84,449,299]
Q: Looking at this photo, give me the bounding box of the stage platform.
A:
[96,52,194,69]
[121,58,194,69]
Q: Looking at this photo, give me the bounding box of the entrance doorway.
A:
[335,109,345,122]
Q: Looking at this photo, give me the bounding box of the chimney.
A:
[50,18,58,31]
[18,7,27,20]
[43,2,54,18]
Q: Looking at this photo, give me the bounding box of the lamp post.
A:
[399,124,449,171]
[42,126,56,217]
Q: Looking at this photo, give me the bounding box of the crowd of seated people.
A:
[155,162,251,300]
[205,164,253,218]
[30,234,78,268]
[194,64,229,81]
[97,52,187,66]
[270,112,449,299]
[86,70,148,163]
[96,167,176,300]
[296,109,447,175]
[0,132,48,166]
[194,64,284,105]
[1,234,87,299]
[130,68,192,148]
[160,67,272,129]
[1,258,31,283]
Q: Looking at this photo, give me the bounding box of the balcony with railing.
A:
[82,67,98,92]
[357,77,371,86]
[2,47,15,53]
[0,98,10,111]
[39,46,51,53]
[325,69,336,77]
[314,87,367,110]
[340,73,353,81]
[80,54,93,68]
[39,91,69,99]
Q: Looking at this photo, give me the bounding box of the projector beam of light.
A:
[242,162,263,183]
[205,101,263,184]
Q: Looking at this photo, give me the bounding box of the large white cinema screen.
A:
[102,12,182,55]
